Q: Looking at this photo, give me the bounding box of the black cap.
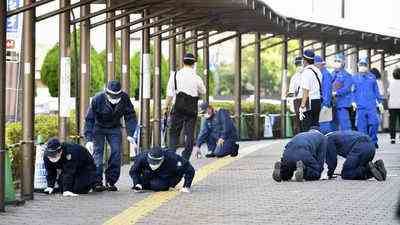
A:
[146,148,165,166]
[45,138,62,157]
[106,80,122,99]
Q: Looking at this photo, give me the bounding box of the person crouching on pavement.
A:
[326,130,386,181]
[272,127,327,182]
[130,148,195,193]
[194,102,239,158]
[43,138,97,196]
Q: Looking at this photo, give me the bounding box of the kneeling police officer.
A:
[43,138,97,196]
[129,148,195,193]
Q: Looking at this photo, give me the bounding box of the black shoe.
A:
[106,183,118,192]
[230,144,239,157]
[94,184,107,192]
[272,161,282,182]
[295,161,304,182]
[391,139,395,144]
[374,159,387,181]
[375,143,379,149]
[368,162,384,181]
[205,153,216,158]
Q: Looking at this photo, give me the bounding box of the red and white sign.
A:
[6,39,15,49]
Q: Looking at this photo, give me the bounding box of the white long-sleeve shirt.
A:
[166,67,206,98]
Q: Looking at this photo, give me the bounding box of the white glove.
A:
[85,142,94,154]
[127,136,135,144]
[179,187,190,193]
[378,103,385,113]
[321,106,328,111]
[320,174,329,180]
[194,146,202,159]
[63,191,78,197]
[352,102,357,110]
[133,184,143,193]
[332,91,337,96]
[299,106,306,121]
[44,187,54,194]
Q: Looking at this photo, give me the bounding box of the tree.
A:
[40,30,105,97]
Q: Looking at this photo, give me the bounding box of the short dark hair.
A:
[370,68,381,79]
[393,68,400,80]
[183,59,195,66]
[304,58,314,65]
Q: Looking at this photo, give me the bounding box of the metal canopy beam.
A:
[241,33,277,49]
[128,11,190,34]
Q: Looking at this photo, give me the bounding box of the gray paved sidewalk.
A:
[1,135,400,225]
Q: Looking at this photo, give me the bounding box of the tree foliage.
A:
[41,30,105,97]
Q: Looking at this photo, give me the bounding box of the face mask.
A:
[107,95,121,105]
[359,66,368,73]
[333,61,342,69]
[48,153,62,163]
[149,160,163,171]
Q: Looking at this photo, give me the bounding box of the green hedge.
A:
[6,113,77,181]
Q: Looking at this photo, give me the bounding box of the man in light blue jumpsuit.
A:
[315,55,335,134]
[352,57,384,148]
[272,127,327,182]
[331,53,353,131]
[326,130,386,181]
[85,80,137,191]
[194,103,239,158]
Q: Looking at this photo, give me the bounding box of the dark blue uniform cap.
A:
[199,102,209,113]
[147,147,165,165]
[45,138,62,157]
[303,49,315,60]
[106,80,122,99]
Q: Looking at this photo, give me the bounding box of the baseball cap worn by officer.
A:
[106,80,122,104]
[147,148,165,171]
[199,102,209,114]
[303,50,315,60]
[314,55,325,65]
[45,138,63,162]
[183,53,196,65]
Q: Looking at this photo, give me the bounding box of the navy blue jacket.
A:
[196,109,238,146]
[84,92,137,141]
[129,150,195,188]
[44,143,96,191]
[283,130,328,172]
[326,131,372,176]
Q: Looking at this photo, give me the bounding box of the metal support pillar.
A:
[106,0,115,81]
[321,42,326,60]
[177,28,185,68]
[367,48,372,68]
[0,0,6,211]
[140,10,151,149]
[153,18,162,147]
[254,33,261,140]
[191,30,197,60]
[21,0,35,201]
[355,46,360,72]
[169,28,177,73]
[348,46,357,74]
[203,33,210,103]
[299,39,304,55]
[121,13,130,163]
[281,36,288,138]
[58,0,70,141]
[234,34,241,139]
[79,4,90,145]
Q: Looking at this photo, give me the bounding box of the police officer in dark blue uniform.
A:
[272,127,327,182]
[326,130,386,181]
[43,138,97,196]
[84,80,137,192]
[194,102,239,158]
[130,148,195,193]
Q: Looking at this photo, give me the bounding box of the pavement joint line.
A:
[103,141,281,225]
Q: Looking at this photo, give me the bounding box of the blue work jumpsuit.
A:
[280,130,327,181]
[84,92,137,186]
[129,149,195,191]
[332,68,353,130]
[319,66,335,134]
[326,131,375,180]
[196,109,238,157]
[352,72,382,145]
